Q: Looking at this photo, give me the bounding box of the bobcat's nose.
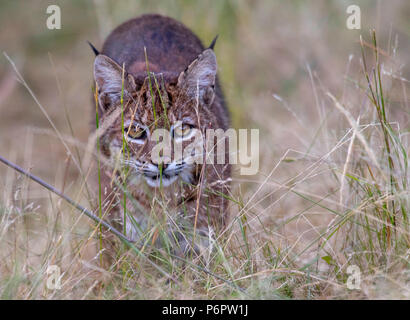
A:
[151,156,171,171]
[155,163,169,170]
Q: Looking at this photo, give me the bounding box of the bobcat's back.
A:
[102,14,204,76]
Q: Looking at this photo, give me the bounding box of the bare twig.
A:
[0,154,133,243]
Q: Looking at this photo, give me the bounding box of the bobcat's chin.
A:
[144,174,179,188]
[141,161,195,188]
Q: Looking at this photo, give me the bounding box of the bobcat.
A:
[91,14,231,256]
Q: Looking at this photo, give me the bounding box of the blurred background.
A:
[0,0,409,299]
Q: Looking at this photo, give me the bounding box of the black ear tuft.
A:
[87,41,100,56]
[209,35,219,50]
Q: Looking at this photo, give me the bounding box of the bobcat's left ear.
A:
[178,49,217,106]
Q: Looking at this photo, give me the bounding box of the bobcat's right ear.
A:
[94,54,136,111]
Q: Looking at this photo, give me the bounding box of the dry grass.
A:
[0,0,409,299]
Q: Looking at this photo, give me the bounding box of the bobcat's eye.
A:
[172,123,195,141]
[125,123,147,144]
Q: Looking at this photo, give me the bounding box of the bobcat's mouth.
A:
[143,171,180,188]
[124,160,192,188]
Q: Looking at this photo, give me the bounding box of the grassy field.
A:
[0,0,409,299]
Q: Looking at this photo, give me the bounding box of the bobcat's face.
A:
[101,88,203,188]
[94,49,218,188]
[120,117,198,188]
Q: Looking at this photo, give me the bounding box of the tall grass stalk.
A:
[94,85,103,266]
[120,63,128,235]
[360,30,408,247]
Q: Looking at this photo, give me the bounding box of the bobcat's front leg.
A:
[171,185,227,260]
